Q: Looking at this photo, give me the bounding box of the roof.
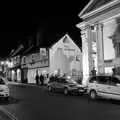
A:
[21,45,34,56]
[21,44,49,56]
[11,44,24,57]
[79,0,115,18]
[48,32,82,51]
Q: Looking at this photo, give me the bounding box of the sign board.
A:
[40,48,47,56]
[21,49,49,69]
[10,56,20,68]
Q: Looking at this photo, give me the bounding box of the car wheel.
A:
[90,90,97,100]
[64,88,69,95]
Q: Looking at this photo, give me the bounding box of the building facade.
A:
[7,55,21,82]
[77,0,120,85]
[49,34,82,81]
[21,48,49,83]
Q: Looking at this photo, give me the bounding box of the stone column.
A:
[96,22,105,74]
[87,25,94,76]
[80,24,92,85]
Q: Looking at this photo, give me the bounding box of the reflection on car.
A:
[87,75,120,100]
[48,75,87,95]
[0,76,10,101]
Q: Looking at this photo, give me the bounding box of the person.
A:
[91,67,96,76]
[40,73,44,86]
[35,70,39,85]
[112,67,116,76]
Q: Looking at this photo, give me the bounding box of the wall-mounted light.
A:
[1,61,4,65]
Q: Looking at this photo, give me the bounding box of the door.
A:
[54,77,61,89]
[54,77,65,92]
[108,76,120,100]
[96,76,112,99]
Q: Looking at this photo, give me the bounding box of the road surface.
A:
[0,83,120,120]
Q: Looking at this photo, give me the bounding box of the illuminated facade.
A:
[21,34,82,83]
[49,34,82,81]
[21,48,49,83]
[77,0,120,85]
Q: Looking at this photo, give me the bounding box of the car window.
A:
[61,78,68,83]
[98,76,110,84]
[89,76,98,83]
[49,76,55,82]
[111,77,120,86]
[56,77,62,83]
[0,78,5,84]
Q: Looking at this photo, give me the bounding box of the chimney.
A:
[36,28,43,46]
[28,36,33,47]
[17,39,21,47]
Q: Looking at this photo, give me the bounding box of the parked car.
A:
[48,75,87,95]
[87,75,120,100]
[0,76,10,100]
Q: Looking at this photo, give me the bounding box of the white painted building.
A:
[21,34,82,83]
[49,34,82,81]
[77,0,120,85]
[21,48,49,83]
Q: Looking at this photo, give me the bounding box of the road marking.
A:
[0,107,18,120]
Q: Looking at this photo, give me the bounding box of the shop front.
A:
[7,55,21,82]
[77,0,120,85]
[21,48,49,83]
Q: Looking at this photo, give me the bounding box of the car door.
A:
[108,76,120,100]
[54,77,63,90]
[96,76,112,98]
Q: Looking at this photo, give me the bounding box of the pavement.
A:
[7,81,41,86]
[6,81,48,90]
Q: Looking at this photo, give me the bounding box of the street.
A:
[0,83,120,120]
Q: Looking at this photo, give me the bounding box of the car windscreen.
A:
[0,78,5,84]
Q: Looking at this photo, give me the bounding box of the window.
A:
[60,78,66,83]
[98,76,110,84]
[57,77,63,83]
[111,77,120,86]
[89,76,98,83]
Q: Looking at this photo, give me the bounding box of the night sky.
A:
[0,1,90,58]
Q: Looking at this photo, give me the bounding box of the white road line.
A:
[0,107,18,120]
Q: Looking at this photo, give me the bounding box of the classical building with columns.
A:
[77,0,120,85]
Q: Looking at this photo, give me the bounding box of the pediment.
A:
[79,0,114,17]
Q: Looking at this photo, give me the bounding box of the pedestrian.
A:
[35,70,39,85]
[112,67,116,76]
[91,67,96,76]
[40,74,44,86]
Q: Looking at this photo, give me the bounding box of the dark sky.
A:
[0,1,90,58]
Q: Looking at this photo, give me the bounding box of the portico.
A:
[77,0,120,85]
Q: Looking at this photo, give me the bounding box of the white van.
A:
[87,75,120,100]
[0,76,10,100]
